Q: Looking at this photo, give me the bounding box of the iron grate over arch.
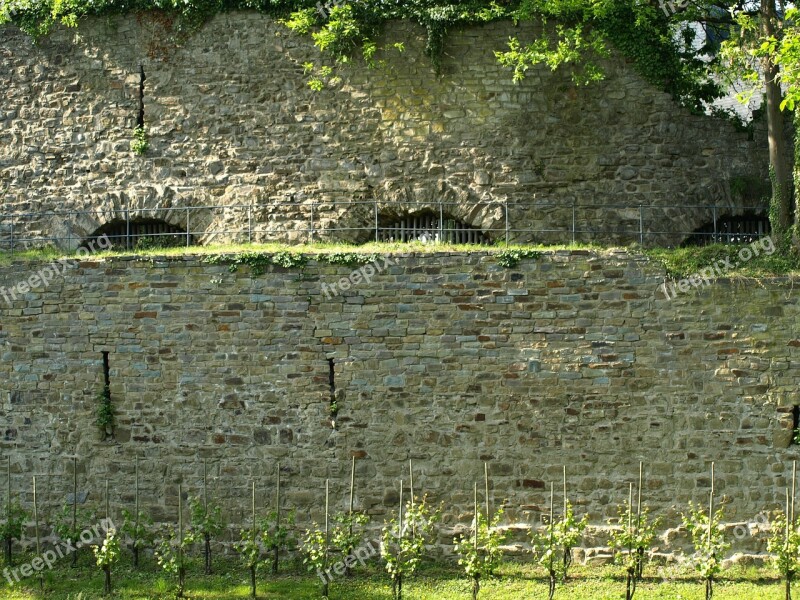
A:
[375,211,491,245]
[683,212,771,246]
[81,218,194,250]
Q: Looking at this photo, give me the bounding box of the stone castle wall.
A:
[0,13,772,249]
[0,250,798,559]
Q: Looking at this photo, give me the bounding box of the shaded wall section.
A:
[0,13,772,248]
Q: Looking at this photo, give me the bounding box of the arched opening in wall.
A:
[374,210,491,245]
[682,212,771,246]
[81,219,195,251]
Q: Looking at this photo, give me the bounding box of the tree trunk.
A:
[762,0,792,237]
[5,537,11,567]
[322,580,329,599]
[548,569,556,600]
[794,112,800,245]
[472,575,480,600]
[71,543,78,568]
[103,565,112,595]
[272,547,279,574]
[204,534,211,575]
[706,577,713,600]
[787,576,792,600]
[250,565,257,599]
[133,545,139,569]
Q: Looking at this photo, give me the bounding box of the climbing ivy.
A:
[495,1,723,111]
[95,384,115,437]
[204,251,309,275]
[496,249,541,268]
[1,0,723,109]
[319,252,379,267]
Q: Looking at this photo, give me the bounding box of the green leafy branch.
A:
[453,507,507,600]
[681,501,729,597]
[131,126,149,156]
[495,249,541,268]
[95,385,115,437]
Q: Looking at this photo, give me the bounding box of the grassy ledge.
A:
[0,241,799,279]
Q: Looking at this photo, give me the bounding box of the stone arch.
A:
[64,186,209,251]
[372,208,491,244]
[338,181,506,244]
[81,217,194,250]
[681,211,771,246]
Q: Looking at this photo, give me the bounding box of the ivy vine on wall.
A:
[1,1,720,111]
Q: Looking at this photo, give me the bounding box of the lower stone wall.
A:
[0,250,798,560]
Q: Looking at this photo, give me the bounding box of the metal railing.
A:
[0,201,771,255]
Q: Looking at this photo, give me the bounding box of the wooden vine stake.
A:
[396,479,404,600]
[484,462,490,523]
[409,460,415,539]
[787,486,793,600]
[636,461,644,580]
[472,481,480,600]
[71,456,78,568]
[33,476,42,590]
[203,460,208,514]
[272,462,282,574]
[626,482,634,600]
[202,460,212,575]
[345,456,356,577]
[707,463,714,547]
[133,456,141,568]
[792,461,797,524]
[706,462,714,600]
[249,481,257,599]
[322,479,330,599]
[561,465,571,581]
[178,484,185,597]
[4,457,12,566]
[547,482,556,600]
[103,479,112,595]
[349,456,356,515]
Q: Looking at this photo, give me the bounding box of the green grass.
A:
[645,242,800,279]
[2,240,800,278]
[0,556,791,600]
[0,241,597,264]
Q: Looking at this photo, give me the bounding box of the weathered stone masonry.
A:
[0,13,773,248]
[0,251,798,557]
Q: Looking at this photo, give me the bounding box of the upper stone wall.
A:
[0,13,771,248]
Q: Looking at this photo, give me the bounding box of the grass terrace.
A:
[1,241,799,279]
